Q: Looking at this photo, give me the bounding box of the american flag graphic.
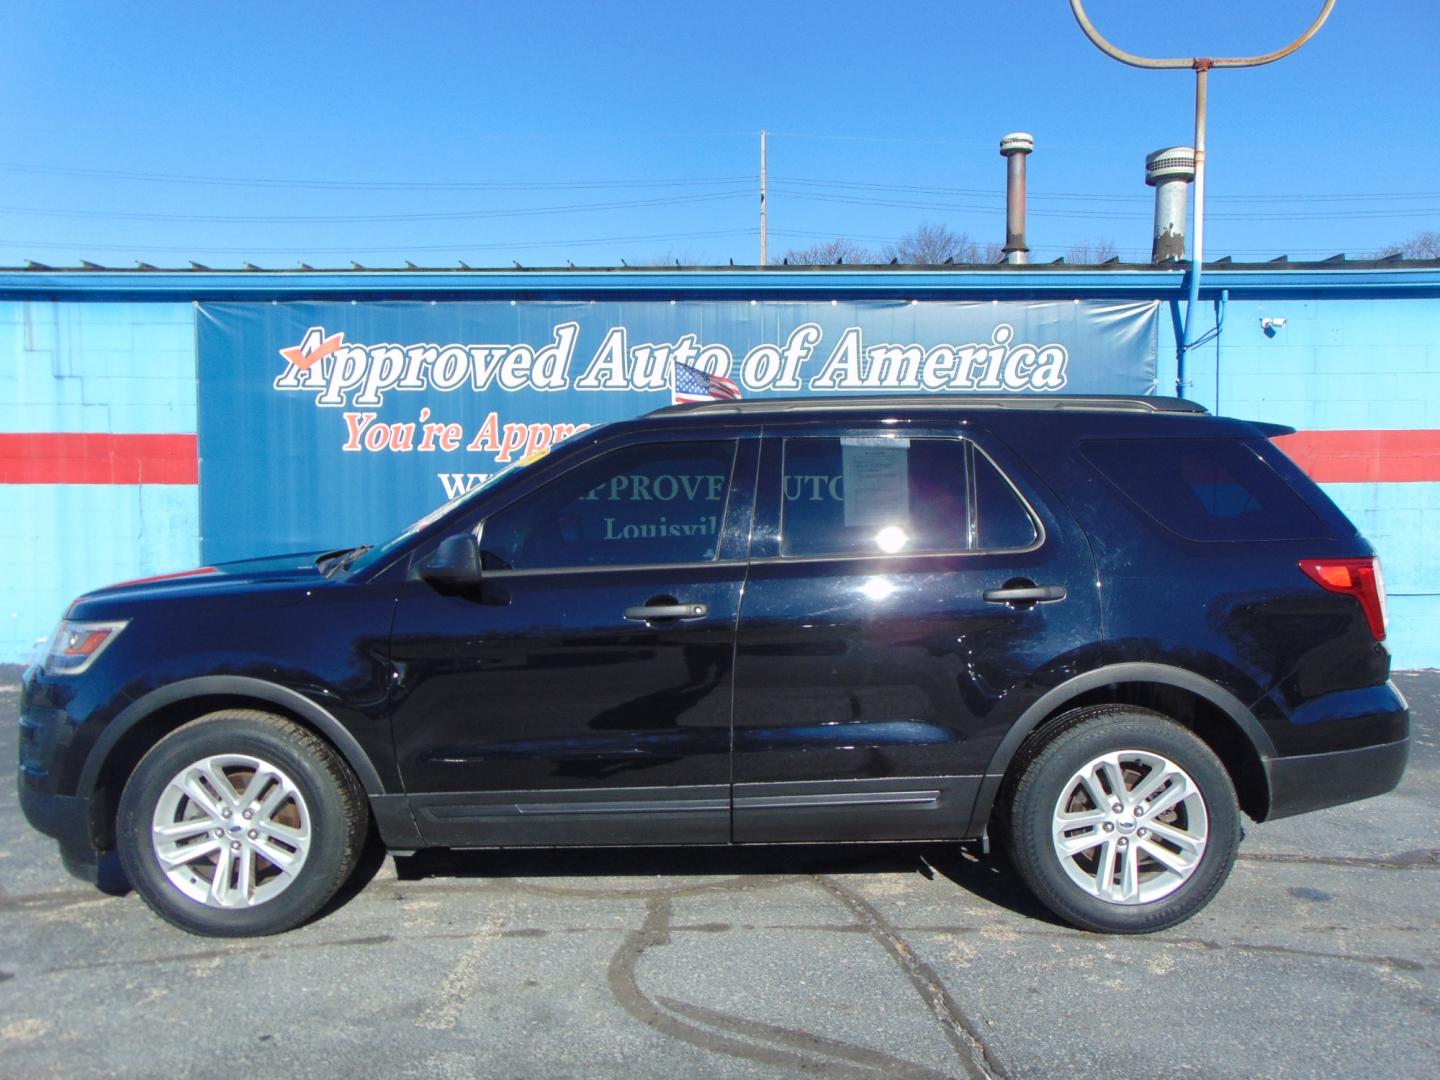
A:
[672,361,741,404]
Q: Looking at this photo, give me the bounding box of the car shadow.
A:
[312,819,392,923]
[382,840,1064,927]
[94,850,133,896]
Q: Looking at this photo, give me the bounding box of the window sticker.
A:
[840,438,911,527]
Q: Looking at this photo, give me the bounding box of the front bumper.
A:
[1264,736,1410,820]
[18,665,109,880]
[17,772,100,879]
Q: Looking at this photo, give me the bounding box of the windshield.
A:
[340,452,549,577]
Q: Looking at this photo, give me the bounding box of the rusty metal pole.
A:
[1000,133,1034,264]
[1067,0,1336,397]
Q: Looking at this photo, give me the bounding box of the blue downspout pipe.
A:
[1178,259,1203,397]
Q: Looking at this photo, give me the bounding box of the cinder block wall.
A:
[0,300,199,660]
[2,290,1437,669]
[1160,295,1440,668]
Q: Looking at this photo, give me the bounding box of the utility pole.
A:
[1068,0,1335,397]
[759,130,768,267]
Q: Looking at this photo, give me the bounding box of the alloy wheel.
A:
[1050,748,1209,905]
[150,753,312,908]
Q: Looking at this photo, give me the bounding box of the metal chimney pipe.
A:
[1145,147,1196,263]
[999,132,1033,264]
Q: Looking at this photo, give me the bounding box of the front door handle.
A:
[623,602,709,621]
[983,585,1067,605]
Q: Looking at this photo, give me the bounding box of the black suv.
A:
[19,395,1409,936]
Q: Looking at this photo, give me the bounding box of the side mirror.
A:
[418,533,482,590]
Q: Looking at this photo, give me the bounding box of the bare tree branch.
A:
[1065,239,1119,263]
[621,247,711,267]
[1377,231,1440,260]
[778,237,877,265]
[884,223,1001,265]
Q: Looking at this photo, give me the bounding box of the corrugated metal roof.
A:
[6,255,1438,273]
[3,258,1439,302]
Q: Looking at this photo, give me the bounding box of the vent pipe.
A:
[999,132,1033,264]
[1145,147,1196,263]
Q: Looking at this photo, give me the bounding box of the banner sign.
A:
[196,298,1157,562]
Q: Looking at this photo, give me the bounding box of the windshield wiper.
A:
[335,544,373,571]
[317,544,371,577]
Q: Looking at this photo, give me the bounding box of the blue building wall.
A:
[1158,294,1440,668]
[0,300,199,660]
[1,268,1436,669]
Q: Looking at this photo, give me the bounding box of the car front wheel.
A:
[117,710,367,937]
[1005,705,1242,934]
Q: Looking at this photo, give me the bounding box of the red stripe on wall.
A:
[1272,429,1440,484]
[0,433,198,484]
[0,429,1434,487]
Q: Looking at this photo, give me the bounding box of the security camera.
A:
[1260,316,1287,336]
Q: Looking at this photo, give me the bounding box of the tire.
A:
[1004,705,1241,934]
[116,709,367,937]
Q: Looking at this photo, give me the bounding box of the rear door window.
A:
[1082,438,1328,541]
[780,436,1037,558]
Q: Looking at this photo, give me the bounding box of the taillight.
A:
[1298,557,1388,641]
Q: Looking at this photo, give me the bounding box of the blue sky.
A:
[2,1,1436,268]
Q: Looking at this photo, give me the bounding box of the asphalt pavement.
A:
[2,669,1436,1078]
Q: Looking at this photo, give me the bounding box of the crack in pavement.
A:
[7,847,1433,1070]
[39,934,397,974]
[0,889,118,915]
[22,914,1431,983]
[605,888,961,1078]
[1237,849,1440,871]
[657,993,955,1079]
[1228,942,1426,973]
[813,875,1011,1080]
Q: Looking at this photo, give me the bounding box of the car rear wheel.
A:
[117,710,367,937]
[1004,706,1241,934]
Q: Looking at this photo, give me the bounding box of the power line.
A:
[769,187,1440,222]
[768,188,1148,220]
[0,190,752,224]
[0,228,759,257]
[767,229,1393,259]
[3,157,1434,209]
[0,161,757,192]
[776,176,1142,203]
[776,175,1440,206]
[5,184,1427,227]
[766,130,997,148]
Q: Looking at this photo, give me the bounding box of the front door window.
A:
[480,441,737,569]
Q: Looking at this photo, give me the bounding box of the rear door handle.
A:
[983,585,1067,604]
[623,603,709,621]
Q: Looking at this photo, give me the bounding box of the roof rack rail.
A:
[646,394,1209,418]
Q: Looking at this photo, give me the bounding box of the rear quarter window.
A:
[1082,437,1330,542]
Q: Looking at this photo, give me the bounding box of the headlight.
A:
[42,620,129,675]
